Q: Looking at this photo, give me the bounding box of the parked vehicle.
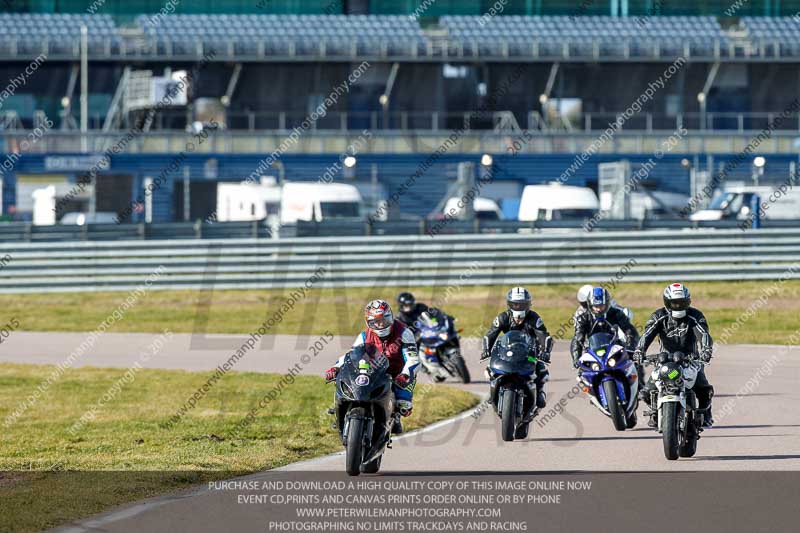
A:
[442,196,504,220]
[690,184,800,221]
[487,331,543,441]
[59,212,119,225]
[329,347,396,476]
[629,191,691,220]
[643,351,706,460]
[280,182,363,224]
[416,312,470,384]
[576,331,639,431]
[215,178,281,222]
[518,183,599,221]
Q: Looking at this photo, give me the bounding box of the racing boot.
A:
[536,388,547,409]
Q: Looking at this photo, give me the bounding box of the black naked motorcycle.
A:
[644,351,707,460]
[486,331,542,442]
[328,346,397,476]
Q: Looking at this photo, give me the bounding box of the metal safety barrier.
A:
[0,228,798,293]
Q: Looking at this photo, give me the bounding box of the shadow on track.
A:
[694,454,800,461]
[713,424,800,430]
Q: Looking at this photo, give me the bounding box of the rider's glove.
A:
[700,352,712,364]
[480,349,490,361]
[324,367,339,382]
[572,358,580,369]
[632,351,645,365]
[395,374,411,389]
[539,351,551,364]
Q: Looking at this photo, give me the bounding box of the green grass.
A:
[0,363,478,532]
[1,280,798,344]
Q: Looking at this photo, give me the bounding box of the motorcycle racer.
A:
[396,292,429,334]
[571,287,641,367]
[326,300,420,425]
[633,283,715,428]
[481,287,552,408]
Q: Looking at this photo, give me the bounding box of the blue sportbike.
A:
[576,331,640,431]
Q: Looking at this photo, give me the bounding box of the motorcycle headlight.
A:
[370,383,388,399]
[339,381,354,399]
[591,362,601,372]
[607,357,616,368]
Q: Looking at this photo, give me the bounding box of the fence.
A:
[1,219,800,242]
[0,228,798,293]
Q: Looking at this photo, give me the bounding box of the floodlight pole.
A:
[80,25,88,153]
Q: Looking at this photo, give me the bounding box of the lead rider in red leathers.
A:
[325,300,420,427]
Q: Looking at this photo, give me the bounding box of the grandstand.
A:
[0,1,798,228]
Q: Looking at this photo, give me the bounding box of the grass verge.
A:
[0,363,478,532]
[1,280,798,344]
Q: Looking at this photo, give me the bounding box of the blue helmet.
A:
[589,287,610,320]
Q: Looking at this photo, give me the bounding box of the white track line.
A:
[53,392,486,533]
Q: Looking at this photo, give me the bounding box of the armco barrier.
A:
[0,228,798,293]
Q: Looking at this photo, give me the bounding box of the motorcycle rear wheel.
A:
[362,455,382,474]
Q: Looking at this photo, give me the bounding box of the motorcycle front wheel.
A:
[661,402,681,460]
[452,354,471,384]
[345,408,366,476]
[602,380,627,432]
[500,388,518,442]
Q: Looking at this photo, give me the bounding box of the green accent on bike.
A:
[596,349,606,356]
[668,369,679,379]
[358,360,370,370]
[527,356,537,363]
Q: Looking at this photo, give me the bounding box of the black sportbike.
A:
[328,347,398,476]
[486,331,543,442]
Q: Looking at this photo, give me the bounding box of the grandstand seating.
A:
[135,14,428,57]
[741,17,800,56]
[0,13,118,55]
[440,15,728,57]
[0,13,763,60]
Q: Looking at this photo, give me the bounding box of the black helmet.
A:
[397,292,415,313]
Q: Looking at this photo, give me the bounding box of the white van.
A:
[442,196,504,220]
[690,184,800,221]
[280,182,363,224]
[216,180,281,222]
[518,184,599,221]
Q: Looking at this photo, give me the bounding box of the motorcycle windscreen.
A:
[419,321,448,346]
[490,331,537,374]
[338,348,391,401]
[587,332,616,356]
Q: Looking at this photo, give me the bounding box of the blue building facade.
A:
[3,152,797,222]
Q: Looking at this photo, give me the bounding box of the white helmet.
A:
[506,287,531,321]
[663,283,691,319]
[577,284,594,305]
[364,299,394,338]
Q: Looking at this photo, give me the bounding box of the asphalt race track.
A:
[2,332,799,532]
